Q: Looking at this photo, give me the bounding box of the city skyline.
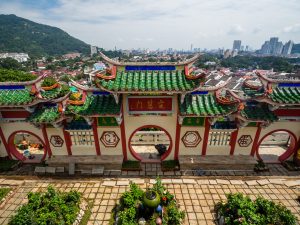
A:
[0,0,300,50]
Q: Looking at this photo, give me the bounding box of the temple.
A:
[0,53,300,171]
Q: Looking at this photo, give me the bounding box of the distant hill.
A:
[291,43,300,54]
[0,14,90,57]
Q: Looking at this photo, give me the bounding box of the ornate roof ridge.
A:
[0,72,48,86]
[256,71,300,84]
[99,51,201,66]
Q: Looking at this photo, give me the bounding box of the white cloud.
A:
[283,23,300,33]
[0,0,299,49]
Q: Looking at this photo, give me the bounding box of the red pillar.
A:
[92,118,101,156]
[63,123,72,156]
[202,118,210,155]
[0,126,12,159]
[42,125,52,158]
[251,123,262,156]
[120,105,127,160]
[174,117,181,160]
[230,129,239,155]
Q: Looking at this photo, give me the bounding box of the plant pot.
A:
[143,191,161,208]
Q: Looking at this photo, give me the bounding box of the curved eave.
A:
[257,97,300,106]
[100,51,202,66]
[0,73,48,86]
[30,115,67,125]
[70,79,101,92]
[226,89,266,102]
[67,111,121,118]
[256,71,300,84]
[0,98,43,108]
[180,106,238,118]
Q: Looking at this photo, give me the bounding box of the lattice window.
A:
[69,130,94,146]
[208,131,231,146]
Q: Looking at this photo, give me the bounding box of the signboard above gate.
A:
[127,96,173,114]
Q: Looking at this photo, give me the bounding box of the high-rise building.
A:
[282,40,294,55]
[261,41,271,54]
[90,45,98,56]
[232,40,242,51]
[274,41,284,55]
[269,37,279,54]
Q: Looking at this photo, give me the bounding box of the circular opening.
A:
[8,131,47,163]
[129,125,172,162]
[257,130,296,163]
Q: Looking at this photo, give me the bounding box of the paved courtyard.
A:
[0,176,299,225]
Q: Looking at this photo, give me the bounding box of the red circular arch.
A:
[128,125,173,162]
[256,129,297,162]
[8,130,47,163]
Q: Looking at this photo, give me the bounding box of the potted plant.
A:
[68,92,84,105]
[121,160,142,171]
[254,160,269,172]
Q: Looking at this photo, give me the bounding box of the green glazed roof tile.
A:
[269,87,300,104]
[98,70,201,92]
[29,107,60,123]
[240,104,278,122]
[0,89,35,106]
[180,94,237,116]
[67,94,121,116]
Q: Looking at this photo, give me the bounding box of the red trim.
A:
[1,111,30,118]
[128,125,173,162]
[120,104,128,160]
[0,126,12,159]
[184,65,189,76]
[63,123,72,156]
[201,118,210,155]
[93,118,101,156]
[274,109,300,117]
[7,130,47,163]
[112,65,117,77]
[42,125,52,158]
[174,117,181,160]
[256,129,297,162]
[251,124,262,156]
[230,129,239,155]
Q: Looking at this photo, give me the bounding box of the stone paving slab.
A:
[246,180,258,186]
[268,178,286,185]
[216,179,230,185]
[257,179,270,186]
[102,181,116,186]
[182,179,197,184]
[230,180,244,185]
[116,180,130,186]
[285,180,300,187]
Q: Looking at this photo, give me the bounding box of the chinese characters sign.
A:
[128,97,172,113]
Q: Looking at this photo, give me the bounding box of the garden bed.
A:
[161,160,180,172]
[215,193,297,225]
[282,160,300,171]
[8,186,82,225]
[109,178,185,224]
[121,160,142,171]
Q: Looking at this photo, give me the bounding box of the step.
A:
[92,166,104,175]
[69,162,75,175]
[34,166,46,175]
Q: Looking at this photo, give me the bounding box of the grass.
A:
[0,188,11,201]
[0,159,19,171]
[79,200,94,225]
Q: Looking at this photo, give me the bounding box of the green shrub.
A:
[0,188,11,201]
[9,186,81,225]
[216,193,297,225]
[0,69,37,82]
[41,77,57,87]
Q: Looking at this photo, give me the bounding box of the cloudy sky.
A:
[0,0,299,50]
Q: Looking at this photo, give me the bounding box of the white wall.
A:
[179,126,205,155]
[98,127,123,155]
[46,127,68,156]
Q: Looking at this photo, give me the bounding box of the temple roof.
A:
[269,87,300,105]
[67,94,121,117]
[28,106,61,124]
[180,94,238,117]
[240,104,278,122]
[0,89,36,106]
[95,70,203,93]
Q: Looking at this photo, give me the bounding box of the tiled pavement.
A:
[0,177,300,225]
